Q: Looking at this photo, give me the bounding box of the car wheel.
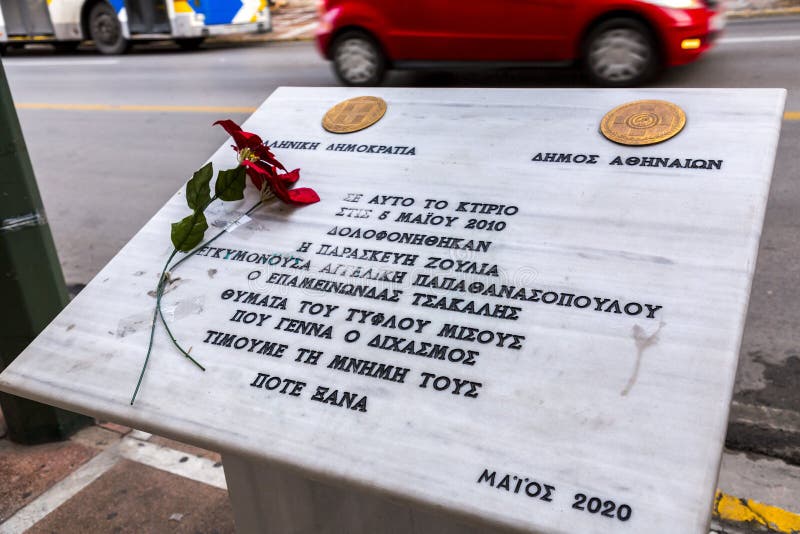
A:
[89,2,129,55]
[331,31,386,86]
[583,18,658,87]
[176,37,205,51]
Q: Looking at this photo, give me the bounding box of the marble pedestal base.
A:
[222,454,507,534]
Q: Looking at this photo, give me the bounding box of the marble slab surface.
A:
[0,88,786,533]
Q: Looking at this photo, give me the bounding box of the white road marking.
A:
[290,13,317,24]
[278,21,317,40]
[128,429,153,441]
[0,448,120,534]
[3,59,120,67]
[719,34,800,44]
[118,436,228,490]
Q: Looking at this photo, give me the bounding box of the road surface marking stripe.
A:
[276,20,318,40]
[128,429,153,441]
[719,35,800,44]
[0,448,120,534]
[14,103,800,121]
[4,59,120,67]
[16,102,257,113]
[714,490,800,532]
[118,435,227,490]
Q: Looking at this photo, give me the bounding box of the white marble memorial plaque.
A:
[0,88,786,533]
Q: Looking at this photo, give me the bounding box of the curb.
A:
[728,6,800,18]
[714,491,800,533]
[726,402,800,466]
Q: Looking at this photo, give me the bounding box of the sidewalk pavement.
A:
[1,408,233,533]
[2,405,799,533]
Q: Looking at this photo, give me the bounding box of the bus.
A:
[0,0,271,54]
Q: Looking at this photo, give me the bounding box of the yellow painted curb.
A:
[714,490,800,533]
[786,111,800,121]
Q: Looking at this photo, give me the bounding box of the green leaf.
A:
[186,162,213,211]
[170,211,208,252]
[215,166,246,201]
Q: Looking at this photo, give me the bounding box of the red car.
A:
[316,0,725,87]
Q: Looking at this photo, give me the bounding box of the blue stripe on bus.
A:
[192,0,243,25]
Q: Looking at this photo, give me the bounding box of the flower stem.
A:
[156,293,206,371]
[172,200,264,272]
[130,249,177,405]
[154,200,265,361]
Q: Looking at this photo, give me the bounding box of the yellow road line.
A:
[15,103,257,113]
[13,103,800,120]
[714,490,800,533]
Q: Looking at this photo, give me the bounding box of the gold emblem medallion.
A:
[322,96,387,134]
[600,100,686,146]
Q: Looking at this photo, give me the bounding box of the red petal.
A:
[243,161,293,202]
[279,169,300,183]
[233,131,263,151]
[255,149,286,172]
[287,188,320,205]
[215,119,263,150]
[242,160,275,189]
[271,182,292,203]
[214,119,242,137]
[244,166,265,190]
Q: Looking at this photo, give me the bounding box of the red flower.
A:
[214,119,319,205]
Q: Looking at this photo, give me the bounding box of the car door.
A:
[386,0,575,62]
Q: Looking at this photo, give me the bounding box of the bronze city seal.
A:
[322,96,387,134]
[600,100,686,146]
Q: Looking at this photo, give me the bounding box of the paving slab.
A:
[0,437,97,523]
[26,459,235,534]
[98,422,133,436]
[148,435,223,464]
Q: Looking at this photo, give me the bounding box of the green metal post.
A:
[0,58,92,444]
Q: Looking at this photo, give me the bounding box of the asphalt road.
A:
[2,14,800,475]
